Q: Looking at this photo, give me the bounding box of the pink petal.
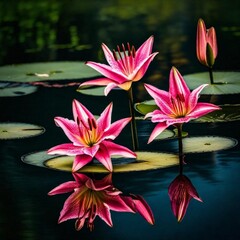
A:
[187,84,208,112]
[105,82,118,95]
[80,77,116,87]
[48,181,78,196]
[103,117,132,140]
[72,154,93,172]
[188,102,220,119]
[86,174,113,191]
[131,52,159,82]
[72,172,90,185]
[130,194,155,225]
[144,84,173,115]
[147,122,168,144]
[54,117,80,144]
[72,99,94,127]
[196,18,207,65]
[135,36,154,61]
[97,204,113,227]
[169,67,190,98]
[103,141,137,158]
[207,27,218,58]
[94,143,112,172]
[86,61,127,83]
[97,102,113,132]
[47,143,84,156]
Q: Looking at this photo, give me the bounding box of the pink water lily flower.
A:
[144,67,220,143]
[48,173,154,231]
[196,18,218,68]
[81,36,158,95]
[168,174,203,222]
[48,99,136,172]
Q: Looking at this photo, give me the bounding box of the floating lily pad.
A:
[22,150,179,173]
[135,100,158,115]
[0,122,45,139]
[182,136,238,153]
[183,71,240,95]
[0,82,38,97]
[0,61,101,82]
[76,86,106,96]
[193,104,240,123]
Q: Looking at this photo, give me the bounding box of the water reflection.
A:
[48,173,154,231]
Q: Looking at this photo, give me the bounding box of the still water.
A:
[0,0,240,239]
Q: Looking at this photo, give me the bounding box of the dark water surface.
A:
[1,1,240,240]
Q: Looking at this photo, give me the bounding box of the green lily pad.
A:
[183,71,240,95]
[76,86,106,96]
[193,104,240,123]
[135,100,158,115]
[0,82,38,97]
[0,61,101,82]
[0,122,45,139]
[21,150,179,173]
[182,136,237,153]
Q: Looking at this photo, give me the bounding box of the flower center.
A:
[112,43,136,77]
[170,94,187,118]
[77,117,100,147]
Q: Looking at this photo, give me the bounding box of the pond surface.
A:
[0,1,240,240]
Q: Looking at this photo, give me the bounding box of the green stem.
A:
[128,87,139,151]
[176,124,184,175]
[208,67,214,84]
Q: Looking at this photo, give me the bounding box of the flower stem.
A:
[176,124,184,175]
[208,67,214,84]
[128,87,139,151]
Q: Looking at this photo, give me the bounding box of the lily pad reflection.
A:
[22,150,179,173]
[183,71,240,95]
[182,136,238,153]
[0,122,45,139]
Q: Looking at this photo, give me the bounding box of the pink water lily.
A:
[81,36,158,95]
[48,99,136,172]
[48,173,154,231]
[196,18,218,68]
[144,67,220,143]
[168,174,203,222]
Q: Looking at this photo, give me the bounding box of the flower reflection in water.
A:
[48,173,154,231]
[168,173,203,222]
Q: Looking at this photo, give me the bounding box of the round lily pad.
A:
[21,150,179,173]
[193,104,240,123]
[182,136,238,153]
[0,122,45,140]
[183,71,240,95]
[0,82,38,97]
[0,61,101,82]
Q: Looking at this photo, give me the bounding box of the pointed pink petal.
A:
[131,52,159,82]
[97,204,113,227]
[101,43,116,68]
[103,117,132,140]
[86,174,113,191]
[169,67,190,97]
[103,141,137,158]
[97,102,113,132]
[188,102,220,119]
[94,143,112,172]
[207,27,218,58]
[187,84,208,111]
[80,77,115,87]
[105,82,118,95]
[72,99,94,126]
[196,18,207,65]
[86,61,127,83]
[72,172,90,185]
[48,181,78,196]
[82,144,99,157]
[47,143,84,156]
[147,122,168,144]
[54,117,80,144]
[130,194,155,225]
[72,154,93,172]
[135,36,154,61]
[144,83,173,115]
